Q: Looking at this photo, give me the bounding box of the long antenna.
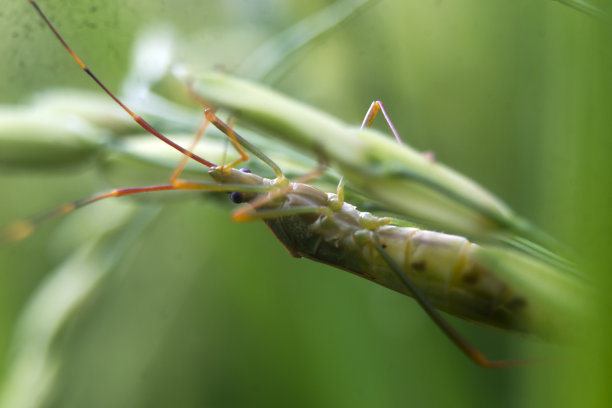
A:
[26,0,216,168]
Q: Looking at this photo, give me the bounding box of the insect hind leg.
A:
[372,241,535,368]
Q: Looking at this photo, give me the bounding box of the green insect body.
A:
[211,167,531,337]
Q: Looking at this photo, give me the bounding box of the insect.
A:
[2,1,590,377]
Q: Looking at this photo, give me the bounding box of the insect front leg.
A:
[184,79,285,179]
[169,110,250,185]
[231,162,329,223]
[169,114,213,183]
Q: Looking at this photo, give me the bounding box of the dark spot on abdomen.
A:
[411,261,426,271]
[462,271,480,284]
[506,296,527,310]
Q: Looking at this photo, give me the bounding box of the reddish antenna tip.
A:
[26,0,216,168]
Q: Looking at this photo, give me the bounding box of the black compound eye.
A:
[230,191,243,204]
[239,168,252,173]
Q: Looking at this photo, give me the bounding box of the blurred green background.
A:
[0,0,610,407]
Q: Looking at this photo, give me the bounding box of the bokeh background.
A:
[0,0,610,407]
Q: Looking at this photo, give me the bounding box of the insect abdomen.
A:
[374,226,530,333]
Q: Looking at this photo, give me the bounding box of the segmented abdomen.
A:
[370,226,529,333]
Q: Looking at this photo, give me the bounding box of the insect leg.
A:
[361,101,436,160]
[170,114,212,182]
[361,101,403,145]
[184,79,283,178]
[232,163,328,222]
[203,110,285,178]
[170,109,248,182]
[183,106,331,222]
[372,242,532,368]
[203,110,252,170]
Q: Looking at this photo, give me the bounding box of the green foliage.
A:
[0,0,610,407]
